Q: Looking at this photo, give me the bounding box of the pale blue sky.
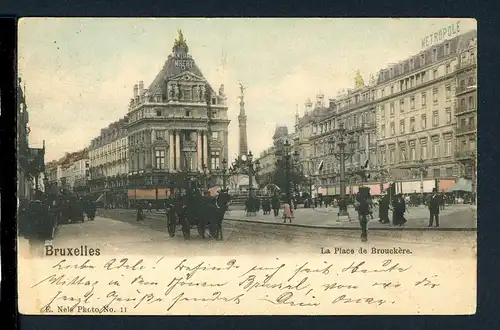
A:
[18,18,477,162]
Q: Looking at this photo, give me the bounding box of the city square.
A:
[17,19,477,247]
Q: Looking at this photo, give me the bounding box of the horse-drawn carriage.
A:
[165,185,231,240]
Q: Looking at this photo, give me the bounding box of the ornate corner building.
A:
[125,31,230,201]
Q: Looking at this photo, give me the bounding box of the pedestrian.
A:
[427,188,441,228]
[283,198,294,223]
[136,203,144,222]
[392,194,407,227]
[378,193,390,224]
[357,187,371,242]
[271,194,280,217]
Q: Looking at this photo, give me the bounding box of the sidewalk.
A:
[224,204,477,230]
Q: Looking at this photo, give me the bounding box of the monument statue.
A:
[174,85,180,99]
[238,82,246,103]
[168,85,174,99]
[173,29,188,52]
[355,70,365,89]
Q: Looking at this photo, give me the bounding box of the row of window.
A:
[379,139,453,164]
[150,151,222,171]
[381,108,454,137]
[92,136,127,149]
[379,62,455,99]
[312,111,376,135]
[380,85,453,118]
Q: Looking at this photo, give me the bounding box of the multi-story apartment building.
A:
[454,32,477,195]
[88,117,128,204]
[58,150,89,192]
[254,125,296,187]
[375,30,477,193]
[125,31,230,202]
[297,77,378,196]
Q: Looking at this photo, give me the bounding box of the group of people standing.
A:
[245,194,296,222]
[376,188,443,227]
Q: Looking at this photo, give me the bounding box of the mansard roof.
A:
[147,32,215,97]
[377,29,477,85]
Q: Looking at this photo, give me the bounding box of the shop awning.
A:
[447,178,472,192]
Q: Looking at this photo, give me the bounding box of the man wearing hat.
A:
[357,186,372,242]
[427,188,441,228]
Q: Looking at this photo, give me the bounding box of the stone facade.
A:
[125,31,230,194]
[376,30,476,182]
[88,117,129,199]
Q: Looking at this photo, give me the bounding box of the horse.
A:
[168,190,231,240]
[199,190,231,240]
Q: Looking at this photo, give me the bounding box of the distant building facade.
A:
[88,117,129,204]
[254,125,297,187]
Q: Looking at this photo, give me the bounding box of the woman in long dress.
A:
[283,198,294,223]
[392,194,407,226]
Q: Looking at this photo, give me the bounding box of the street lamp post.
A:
[231,151,260,196]
[328,122,364,216]
[412,159,428,200]
[277,140,299,205]
[219,158,233,190]
[202,164,210,189]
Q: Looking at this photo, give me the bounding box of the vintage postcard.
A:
[17,18,477,315]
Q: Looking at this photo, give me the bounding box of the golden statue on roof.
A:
[173,29,188,52]
[355,70,365,89]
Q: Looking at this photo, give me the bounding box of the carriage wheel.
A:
[181,217,190,240]
[167,213,176,237]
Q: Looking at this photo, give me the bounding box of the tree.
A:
[272,163,304,192]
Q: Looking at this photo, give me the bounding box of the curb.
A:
[98,210,477,232]
[223,217,477,231]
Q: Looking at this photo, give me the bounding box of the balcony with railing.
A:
[456,105,476,115]
[456,124,476,135]
[455,150,475,161]
[456,84,477,95]
[456,57,476,70]
[181,140,197,151]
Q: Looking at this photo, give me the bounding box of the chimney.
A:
[133,84,138,98]
[139,81,144,95]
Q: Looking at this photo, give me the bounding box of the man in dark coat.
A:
[271,194,280,217]
[392,194,407,226]
[378,193,390,224]
[427,188,441,227]
[357,187,371,242]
